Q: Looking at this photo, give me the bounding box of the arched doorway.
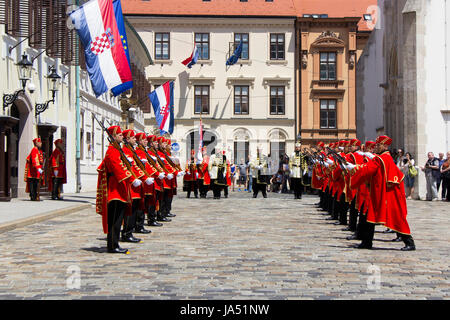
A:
[233,128,251,165]
[9,96,33,198]
[186,130,218,160]
[268,129,287,173]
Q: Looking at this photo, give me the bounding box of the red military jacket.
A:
[226,160,232,186]
[122,145,146,200]
[349,151,371,213]
[199,156,211,185]
[96,144,133,234]
[184,160,198,182]
[25,147,44,180]
[157,149,176,190]
[350,151,411,235]
[331,153,346,199]
[48,147,67,191]
[135,147,159,196]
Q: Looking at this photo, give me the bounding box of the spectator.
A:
[437,152,445,194]
[246,155,252,193]
[400,152,417,200]
[396,148,406,169]
[237,159,247,191]
[420,152,440,201]
[270,169,283,193]
[440,151,450,201]
[230,161,236,192]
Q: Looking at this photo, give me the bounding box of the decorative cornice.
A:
[226,76,256,89]
[187,76,216,88]
[147,76,177,85]
[262,76,291,89]
[311,31,345,48]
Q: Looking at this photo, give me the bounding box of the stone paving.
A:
[0,190,448,299]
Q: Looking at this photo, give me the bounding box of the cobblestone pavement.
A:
[0,190,448,300]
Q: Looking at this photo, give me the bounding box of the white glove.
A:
[54,170,58,176]
[132,179,142,187]
[326,159,333,165]
[356,151,365,156]
[196,172,199,178]
[158,172,165,179]
[141,158,148,164]
[346,163,356,170]
[127,157,133,163]
[177,171,185,177]
[38,168,43,174]
[303,169,307,175]
[324,162,329,167]
[196,160,202,165]
[150,156,157,160]
[223,171,227,178]
[365,152,375,159]
[167,173,174,180]
[145,177,154,185]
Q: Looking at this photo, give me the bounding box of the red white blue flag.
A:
[197,118,203,161]
[149,81,175,134]
[69,0,132,97]
[181,45,199,68]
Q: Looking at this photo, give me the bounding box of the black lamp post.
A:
[3,53,33,110]
[35,66,61,117]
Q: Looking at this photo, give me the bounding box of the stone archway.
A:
[186,129,218,160]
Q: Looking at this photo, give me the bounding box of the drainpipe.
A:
[75,0,81,193]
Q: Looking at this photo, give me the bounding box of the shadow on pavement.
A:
[81,246,108,254]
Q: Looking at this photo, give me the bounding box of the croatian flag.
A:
[69,0,132,97]
[149,81,175,134]
[181,45,199,68]
[197,119,203,162]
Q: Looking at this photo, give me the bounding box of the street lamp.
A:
[35,66,61,117]
[3,53,33,110]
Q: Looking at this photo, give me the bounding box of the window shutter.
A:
[0,0,7,25]
[5,0,30,37]
[29,0,47,49]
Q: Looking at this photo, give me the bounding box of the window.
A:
[234,33,249,60]
[270,34,285,60]
[320,52,337,80]
[234,141,249,165]
[320,100,337,129]
[195,33,209,60]
[155,32,170,60]
[234,86,249,115]
[194,86,210,114]
[270,86,285,115]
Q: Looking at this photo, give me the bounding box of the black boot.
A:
[400,235,416,251]
[157,211,171,222]
[51,178,58,200]
[148,210,163,227]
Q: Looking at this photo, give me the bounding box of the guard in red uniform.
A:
[347,135,416,251]
[48,139,67,200]
[121,129,150,242]
[158,137,180,219]
[224,152,231,199]
[197,147,210,198]
[134,132,160,232]
[146,134,166,225]
[25,138,44,201]
[96,126,137,254]
[184,150,199,198]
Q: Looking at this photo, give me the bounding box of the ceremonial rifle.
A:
[148,146,170,173]
[137,145,165,173]
[326,147,349,173]
[92,114,138,179]
[122,139,154,178]
[160,147,183,171]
